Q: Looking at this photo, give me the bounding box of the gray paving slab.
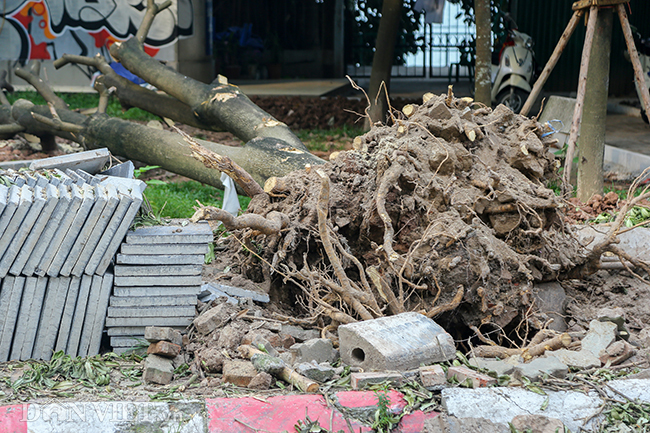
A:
[54,277,81,353]
[59,185,108,276]
[110,336,148,347]
[205,282,270,303]
[29,148,111,174]
[105,316,193,327]
[98,160,134,179]
[0,186,47,277]
[116,254,205,265]
[46,184,96,277]
[125,221,213,244]
[31,278,59,360]
[71,184,120,277]
[113,275,203,287]
[12,177,25,187]
[0,186,25,239]
[64,169,85,185]
[119,243,210,255]
[87,273,114,356]
[35,277,70,361]
[83,184,133,275]
[114,264,203,277]
[109,295,198,307]
[0,278,14,331]
[9,184,60,276]
[112,286,202,297]
[0,184,8,219]
[107,305,196,318]
[9,277,38,360]
[0,185,33,256]
[95,181,145,275]
[66,275,93,357]
[107,326,185,337]
[20,173,36,187]
[20,276,48,360]
[77,274,104,358]
[74,169,99,185]
[35,173,50,188]
[34,184,82,276]
[52,169,73,185]
[0,277,25,362]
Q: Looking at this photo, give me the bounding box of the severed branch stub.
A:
[174,126,265,198]
[238,345,319,392]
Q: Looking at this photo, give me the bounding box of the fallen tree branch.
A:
[135,0,172,45]
[471,332,571,360]
[238,345,319,392]
[190,202,288,235]
[15,63,67,111]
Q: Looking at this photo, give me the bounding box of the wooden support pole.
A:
[616,4,650,119]
[521,10,584,117]
[563,6,599,191]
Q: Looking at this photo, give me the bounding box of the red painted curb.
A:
[0,405,27,433]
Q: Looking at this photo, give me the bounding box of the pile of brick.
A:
[0,161,145,362]
[107,221,212,354]
[142,326,184,385]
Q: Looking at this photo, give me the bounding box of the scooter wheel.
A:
[496,88,529,114]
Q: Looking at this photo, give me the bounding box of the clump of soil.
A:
[217,93,593,333]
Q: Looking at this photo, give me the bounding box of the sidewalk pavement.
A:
[0,390,439,433]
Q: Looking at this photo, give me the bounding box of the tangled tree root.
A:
[193,92,619,334]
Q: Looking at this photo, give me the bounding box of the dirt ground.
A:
[1,95,650,408]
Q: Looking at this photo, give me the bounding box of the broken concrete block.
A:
[147,341,182,358]
[447,366,496,388]
[29,148,110,174]
[532,282,567,332]
[513,356,568,381]
[145,327,183,346]
[9,183,59,276]
[419,364,447,388]
[114,264,203,277]
[116,253,205,265]
[143,354,174,385]
[193,302,238,335]
[295,362,336,383]
[290,338,336,364]
[510,414,566,433]
[0,186,47,277]
[66,275,93,356]
[469,356,518,377]
[350,372,404,390]
[424,414,509,433]
[550,349,600,370]
[125,221,213,244]
[223,360,258,387]
[204,282,270,304]
[98,160,134,178]
[582,320,617,357]
[339,312,456,371]
[599,340,635,366]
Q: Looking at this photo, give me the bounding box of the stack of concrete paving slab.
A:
[0,151,146,361]
[107,221,212,354]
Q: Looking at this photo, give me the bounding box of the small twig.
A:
[30,112,83,133]
[135,0,173,46]
[14,64,67,111]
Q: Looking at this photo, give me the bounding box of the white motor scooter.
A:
[491,26,536,113]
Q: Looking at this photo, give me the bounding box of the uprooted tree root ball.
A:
[196,92,594,338]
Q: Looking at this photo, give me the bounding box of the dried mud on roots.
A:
[218,93,591,335]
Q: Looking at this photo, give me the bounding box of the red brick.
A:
[147,341,181,358]
[222,360,258,387]
[419,364,446,387]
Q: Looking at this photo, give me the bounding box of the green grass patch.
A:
[143,180,251,219]
[295,125,364,152]
[6,90,158,121]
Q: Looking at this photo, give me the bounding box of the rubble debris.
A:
[193,302,239,335]
[222,359,258,387]
[598,340,636,366]
[295,362,336,383]
[425,414,510,433]
[419,364,447,388]
[510,415,566,433]
[532,282,568,332]
[350,372,404,390]
[238,344,319,392]
[447,366,496,388]
[199,282,270,304]
[145,326,183,347]
[512,356,568,382]
[289,338,337,365]
[338,312,455,371]
[147,341,182,358]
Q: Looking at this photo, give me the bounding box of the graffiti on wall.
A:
[0,0,193,63]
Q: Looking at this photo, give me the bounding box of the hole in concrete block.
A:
[351,347,365,363]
